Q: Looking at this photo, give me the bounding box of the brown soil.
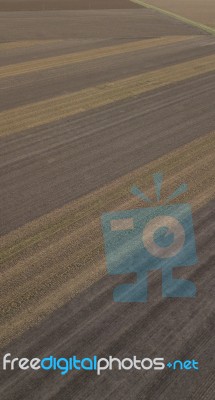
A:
[0,0,142,11]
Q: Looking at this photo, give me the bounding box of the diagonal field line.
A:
[0,131,215,347]
[0,35,194,79]
[130,0,215,35]
[0,54,215,137]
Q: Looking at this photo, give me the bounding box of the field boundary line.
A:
[130,0,215,36]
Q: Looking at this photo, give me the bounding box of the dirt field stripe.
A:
[0,39,62,51]
[0,131,214,346]
[130,1,215,35]
[0,36,193,78]
[0,54,215,137]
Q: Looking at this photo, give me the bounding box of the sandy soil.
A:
[145,0,215,28]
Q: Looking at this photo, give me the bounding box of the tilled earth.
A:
[0,0,141,11]
[0,1,215,399]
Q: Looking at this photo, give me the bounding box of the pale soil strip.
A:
[1,131,214,261]
[130,0,215,35]
[1,153,214,310]
[1,131,214,262]
[1,54,215,137]
[1,183,214,347]
[0,131,214,346]
[0,36,193,78]
[0,39,62,51]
